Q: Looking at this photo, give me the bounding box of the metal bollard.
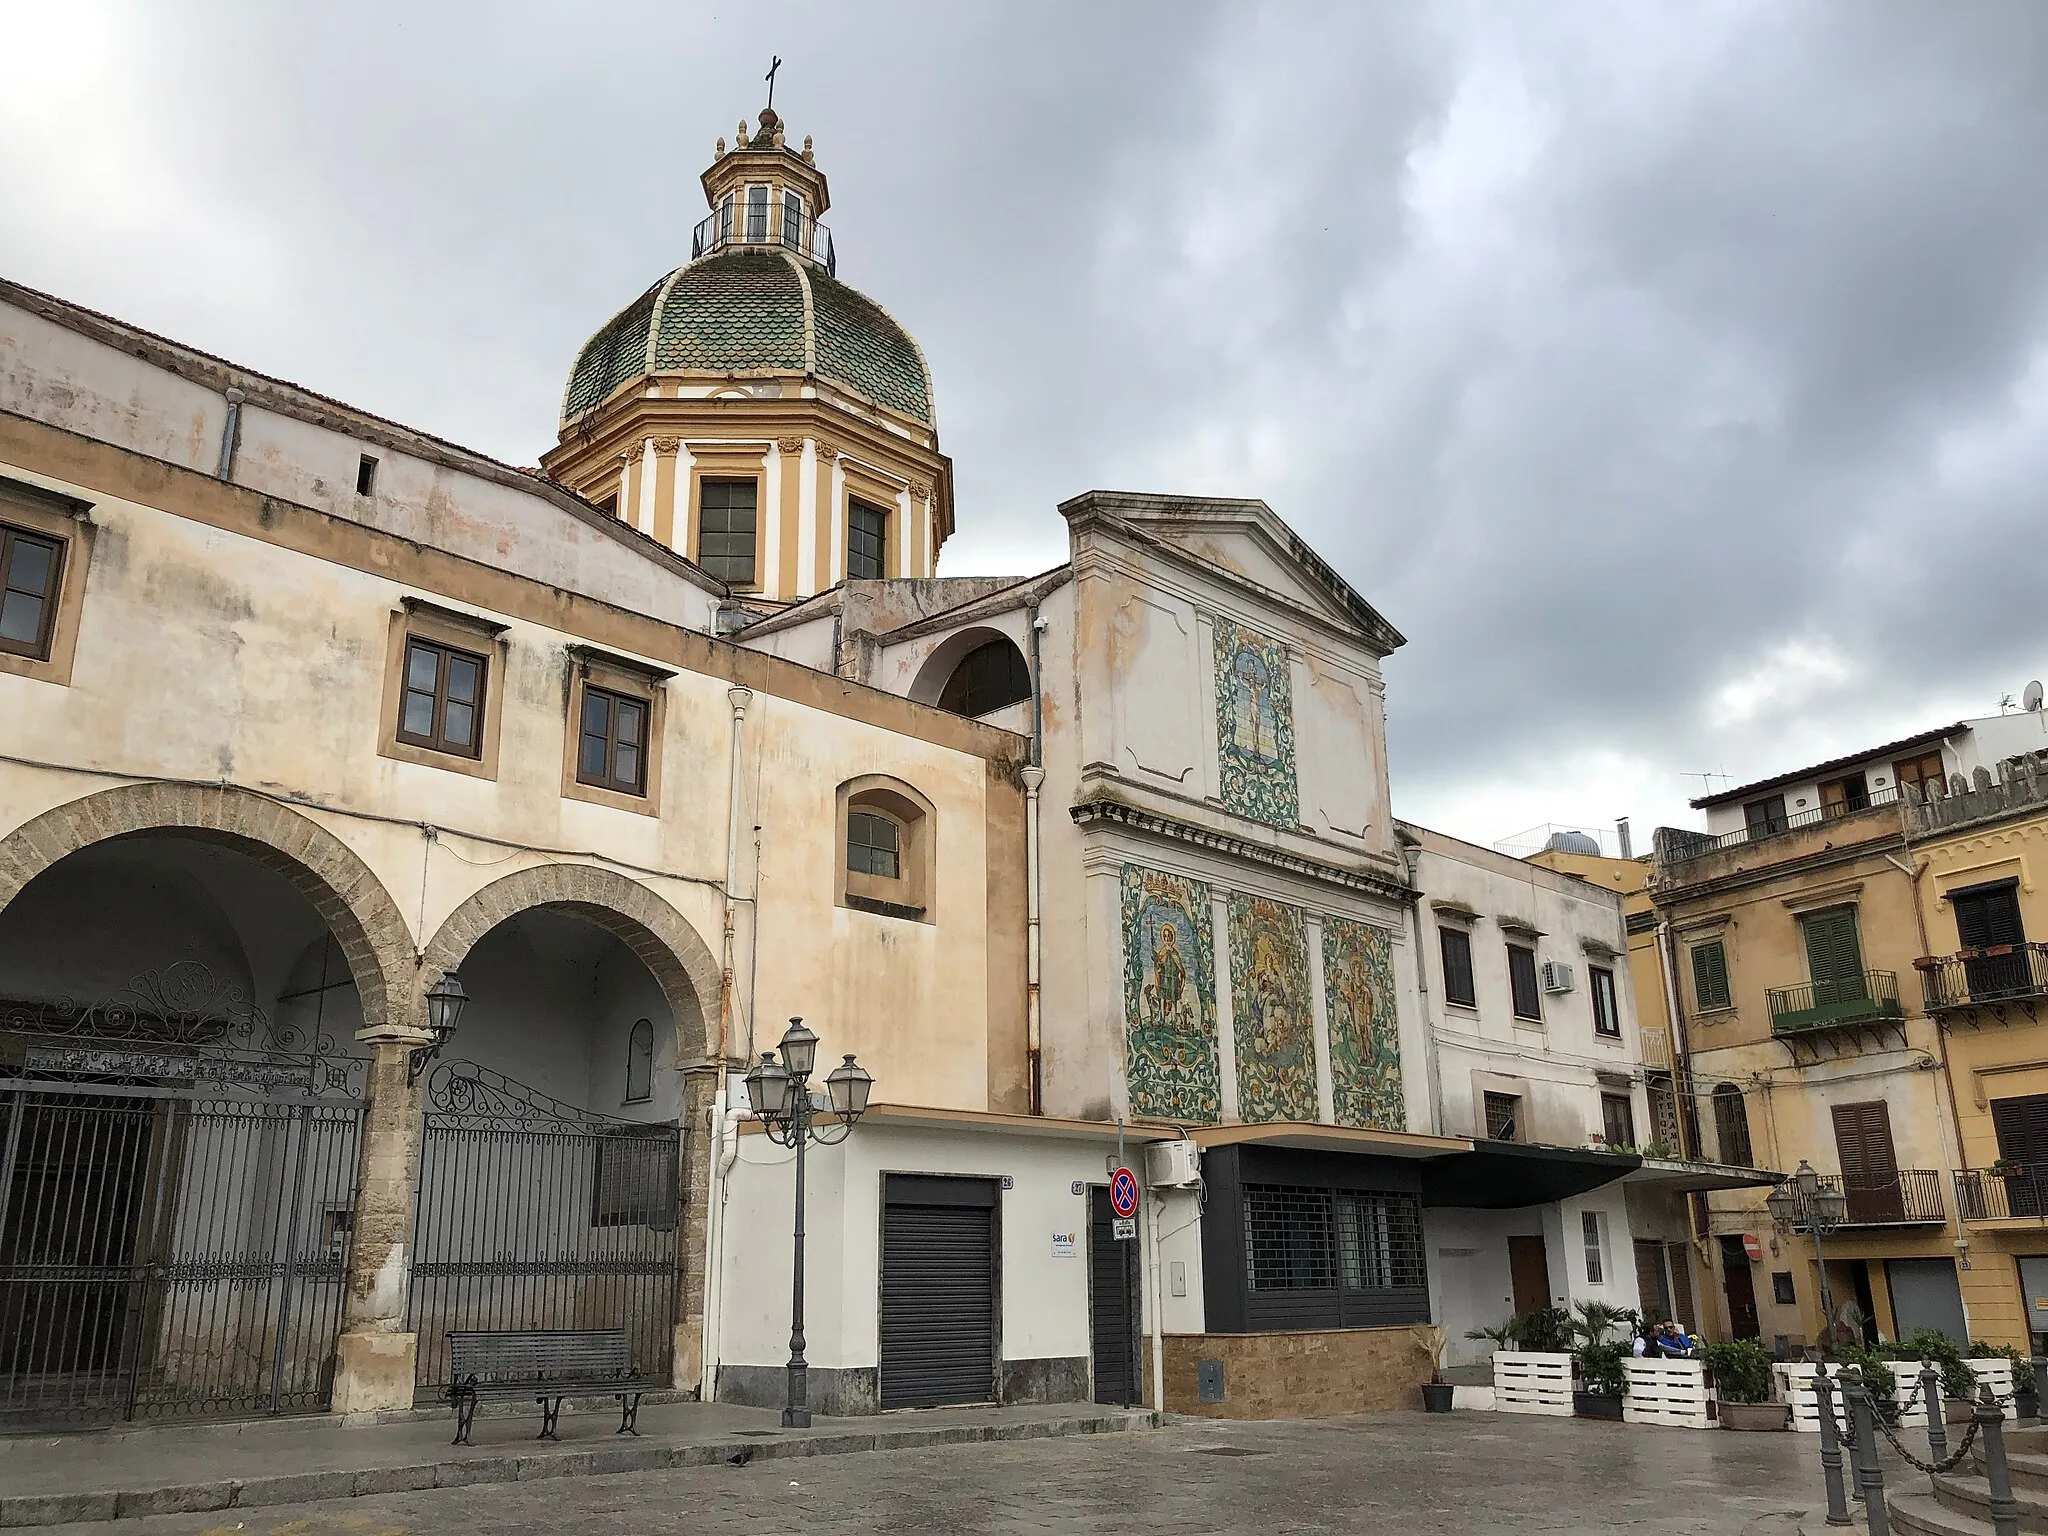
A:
[1923,1360,1948,1464]
[1845,1366,1890,1536]
[1976,1382,2020,1536]
[1812,1364,1853,1528]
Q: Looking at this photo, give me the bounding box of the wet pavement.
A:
[47,1410,1833,1534]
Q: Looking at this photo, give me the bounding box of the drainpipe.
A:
[719,687,753,1067]
[215,387,245,481]
[700,685,751,1402]
[1023,764,1045,1115]
[1657,917,1713,1323]
[1145,1192,1166,1417]
[1889,819,1971,1213]
[700,1094,743,1401]
[1399,837,1446,1135]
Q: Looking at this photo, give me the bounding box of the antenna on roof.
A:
[2026,681,2044,712]
[1682,771,1733,793]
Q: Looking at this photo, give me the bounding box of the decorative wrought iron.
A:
[423,1059,672,1135]
[0,962,366,1101]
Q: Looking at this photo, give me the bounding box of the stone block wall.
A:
[1146,1326,1435,1418]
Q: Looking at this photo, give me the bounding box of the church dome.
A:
[560,248,935,429]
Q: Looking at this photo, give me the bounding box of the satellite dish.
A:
[2027,681,2044,712]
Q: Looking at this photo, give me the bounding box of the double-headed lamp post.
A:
[1765,1159,1850,1351]
[745,1018,874,1428]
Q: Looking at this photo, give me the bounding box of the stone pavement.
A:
[19,1410,1849,1534]
[0,1398,1151,1528]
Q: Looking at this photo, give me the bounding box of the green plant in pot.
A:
[1570,1301,1636,1420]
[1704,1338,1786,1430]
[1884,1330,1975,1412]
[1516,1306,1576,1356]
[1417,1325,1454,1413]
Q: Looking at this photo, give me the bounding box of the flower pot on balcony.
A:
[1718,1401,1790,1432]
[1573,1391,1624,1420]
[1421,1382,1455,1413]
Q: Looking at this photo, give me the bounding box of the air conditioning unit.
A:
[1144,1138,1203,1189]
[1540,960,1576,995]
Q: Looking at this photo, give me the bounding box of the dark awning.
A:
[1420,1141,1641,1209]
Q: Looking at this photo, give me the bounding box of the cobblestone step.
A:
[1891,1488,1998,1536]
[1932,1469,2048,1533]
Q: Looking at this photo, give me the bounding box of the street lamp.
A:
[1766,1160,1850,1351]
[409,970,469,1083]
[745,1017,874,1428]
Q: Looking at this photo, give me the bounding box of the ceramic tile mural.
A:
[1322,915,1405,1130]
[1120,864,1220,1123]
[1212,617,1299,828]
[1228,894,1319,1123]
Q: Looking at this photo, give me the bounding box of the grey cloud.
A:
[6,0,2047,840]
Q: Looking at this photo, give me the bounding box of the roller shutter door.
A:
[879,1176,996,1410]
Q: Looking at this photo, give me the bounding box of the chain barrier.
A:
[1870,1405,1980,1475]
[1817,1376,1984,1478]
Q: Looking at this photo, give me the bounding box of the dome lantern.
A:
[695,106,835,274]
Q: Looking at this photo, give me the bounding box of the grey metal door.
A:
[1886,1257,1967,1343]
[878,1174,996,1410]
[1089,1186,1138,1406]
[406,1062,680,1391]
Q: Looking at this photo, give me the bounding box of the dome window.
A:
[745,184,770,244]
[781,190,805,252]
[938,638,1032,718]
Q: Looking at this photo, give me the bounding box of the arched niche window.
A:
[837,776,935,923]
[624,1018,654,1104]
[937,637,1032,718]
[1712,1082,1752,1167]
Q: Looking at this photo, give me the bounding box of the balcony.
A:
[1656,785,1905,870]
[1793,1171,1947,1228]
[1920,944,2048,1024]
[1956,1165,2048,1223]
[1766,970,1906,1060]
[690,205,837,275]
[1639,1028,1673,1071]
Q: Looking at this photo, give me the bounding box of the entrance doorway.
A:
[1886,1258,1966,1343]
[878,1175,997,1410]
[1088,1186,1139,1406]
[1718,1235,1761,1339]
[1508,1235,1551,1316]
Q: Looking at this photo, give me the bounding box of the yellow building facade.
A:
[1649,737,2048,1354]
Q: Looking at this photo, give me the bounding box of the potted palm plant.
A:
[1704,1338,1785,1429]
[1570,1301,1635,1421]
[1417,1324,1454,1412]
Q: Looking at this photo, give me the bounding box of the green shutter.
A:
[1802,906,1866,1005]
[1691,940,1731,1012]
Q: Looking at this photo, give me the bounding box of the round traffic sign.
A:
[1110,1167,1139,1219]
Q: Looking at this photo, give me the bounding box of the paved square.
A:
[69,1413,1828,1535]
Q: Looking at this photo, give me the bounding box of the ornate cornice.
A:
[1069,797,1414,903]
[815,441,841,462]
[650,437,681,454]
[776,436,806,454]
[909,480,932,499]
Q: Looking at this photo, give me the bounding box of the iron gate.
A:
[407,1061,681,1390]
[0,963,367,1425]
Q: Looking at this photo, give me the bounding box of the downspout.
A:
[1145,1192,1166,1417]
[1399,836,1446,1135]
[1888,814,1970,1214]
[702,685,752,1401]
[1657,916,1714,1327]
[1025,606,1047,1115]
[215,387,245,481]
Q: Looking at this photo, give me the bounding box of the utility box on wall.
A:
[1198,1359,1225,1403]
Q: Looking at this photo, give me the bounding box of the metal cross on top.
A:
[765,55,783,110]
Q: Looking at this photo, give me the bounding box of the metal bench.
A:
[446,1329,645,1445]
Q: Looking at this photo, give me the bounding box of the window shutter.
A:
[1831,1101,1899,1187]
[1691,941,1731,1012]
[1991,1095,2048,1165]
[1956,885,2025,951]
[1802,907,1865,990]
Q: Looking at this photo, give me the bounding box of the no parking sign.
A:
[1110,1166,1139,1240]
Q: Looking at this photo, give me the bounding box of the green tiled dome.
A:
[561,250,934,427]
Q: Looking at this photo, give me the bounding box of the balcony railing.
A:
[1803,1171,1947,1227]
[1657,784,1905,868]
[689,205,837,275]
[1639,1028,1673,1070]
[1921,944,2048,1013]
[1767,970,1904,1035]
[1956,1165,2048,1222]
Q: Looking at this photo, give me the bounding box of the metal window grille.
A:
[1337,1191,1426,1291]
[1244,1185,1333,1291]
[1582,1209,1604,1285]
[1484,1091,1520,1142]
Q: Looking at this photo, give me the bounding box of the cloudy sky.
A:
[6,1,2046,850]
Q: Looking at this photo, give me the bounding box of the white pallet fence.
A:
[1966,1357,2016,1404]
[1493,1351,1574,1416]
[1622,1358,1715,1429]
[1773,1359,1930,1431]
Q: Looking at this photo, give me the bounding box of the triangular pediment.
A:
[1058,491,1404,654]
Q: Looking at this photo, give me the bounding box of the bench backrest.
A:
[449,1329,634,1385]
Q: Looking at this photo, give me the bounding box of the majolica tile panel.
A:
[1121,864,1220,1123]
[1228,894,1319,1123]
[1322,915,1405,1130]
[1212,616,1299,828]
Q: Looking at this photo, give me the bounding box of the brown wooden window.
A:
[1896,750,1946,800]
[1590,966,1620,1037]
[1713,1083,1753,1166]
[846,810,900,879]
[1439,926,1476,1007]
[1601,1093,1635,1150]
[1507,944,1542,1021]
[397,637,486,757]
[847,499,887,580]
[0,522,64,661]
[1744,795,1788,839]
[1819,772,1870,819]
[697,478,757,585]
[577,684,648,795]
[1484,1092,1520,1142]
[1831,1100,1903,1223]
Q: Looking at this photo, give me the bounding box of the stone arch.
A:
[420,863,719,1062]
[0,782,413,1030]
[906,623,1029,709]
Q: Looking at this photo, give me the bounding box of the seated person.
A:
[1654,1320,1699,1358]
